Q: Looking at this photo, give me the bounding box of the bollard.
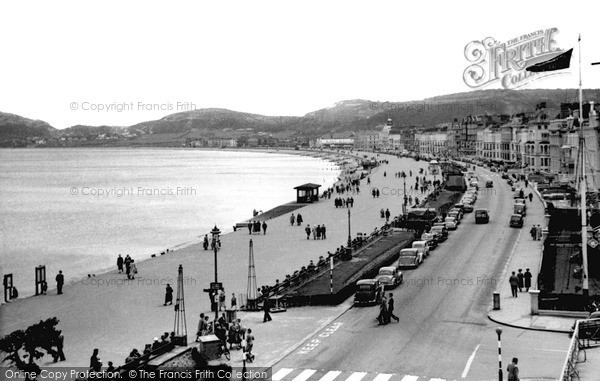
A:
[529,289,540,315]
[493,292,501,310]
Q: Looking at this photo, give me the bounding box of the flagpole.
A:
[578,34,589,303]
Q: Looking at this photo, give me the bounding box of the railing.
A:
[560,319,581,380]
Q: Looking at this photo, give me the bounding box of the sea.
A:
[0,148,340,297]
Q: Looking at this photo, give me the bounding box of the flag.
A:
[526,48,573,72]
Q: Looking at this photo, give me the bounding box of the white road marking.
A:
[371,374,392,381]
[344,372,367,381]
[537,348,568,353]
[319,371,342,381]
[429,378,447,381]
[292,369,317,381]
[400,376,419,381]
[461,344,480,378]
[273,368,294,381]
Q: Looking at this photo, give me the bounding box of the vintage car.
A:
[354,279,384,305]
[510,214,524,228]
[375,266,403,289]
[475,209,490,224]
[397,248,423,269]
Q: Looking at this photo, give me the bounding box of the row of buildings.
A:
[314,101,600,188]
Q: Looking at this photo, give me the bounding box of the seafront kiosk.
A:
[294,183,321,203]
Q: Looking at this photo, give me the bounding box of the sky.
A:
[1,0,599,128]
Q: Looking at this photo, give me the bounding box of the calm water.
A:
[0,148,339,296]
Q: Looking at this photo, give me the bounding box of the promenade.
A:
[0,151,437,368]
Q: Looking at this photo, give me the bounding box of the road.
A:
[271,168,571,381]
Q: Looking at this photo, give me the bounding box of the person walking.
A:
[305,224,311,240]
[378,295,388,325]
[290,213,295,226]
[322,224,327,239]
[117,254,124,273]
[262,299,272,322]
[536,224,542,240]
[517,269,524,292]
[528,192,533,202]
[231,293,237,310]
[245,328,255,361]
[54,330,66,362]
[90,349,102,372]
[164,284,173,306]
[297,214,303,226]
[530,225,536,240]
[129,261,137,279]
[247,222,253,235]
[385,209,391,222]
[218,288,226,311]
[509,271,519,297]
[55,270,64,295]
[507,357,520,381]
[262,221,267,235]
[124,255,132,276]
[524,268,532,292]
[312,225,317,240]
[196,313,206,341]
[388,293,399,322]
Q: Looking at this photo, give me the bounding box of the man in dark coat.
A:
[378,295,388,325]
[117,255,124,273]
[322,224,327,239]
[517,269,524,292]
[56,271,64,295]
[90,349,102,372]
[54,330,66,362]
[507,357,520,381]
[388,293,399,322]
[528,192,533,202]
[297,214,303,226]
[262,299,272,322]
[164,284,173,306]
[509,271,519,297]
[248,222,253,235]
[385,209,391,222]
[524,268,532,291]
[262,221,267,235]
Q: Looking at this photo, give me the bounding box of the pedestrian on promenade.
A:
[55,270,64,295]
[376,189,380,198]
[262,221,267,235]
[524,268,532,291]
[164,284,173,306]
[388,293,399,322]
[378,295,388,325]
[517,269,524,292]
[254,220,261,234]
[124,255,132,275]
[530,225,536,240]
[528,192,533,202]
[231,293,237,310]
[129,261,137,280]
[90,349,102,372]
[203,235,209,250]
[312,225,317,240]
[507,357,520,381]
[322,224,327,239]
[316,225,321,239]
[54,330,66,362]
[536,224,542,240]
[117,254,124,273]
[263,299,272,322]
[290,213,295,226]
[248,222,253,235]
[219,288,226,311]
[385,209,391,222]
[380,209,385,218]
[245,328,255,362]
[297,214,303,226]
[41,281,47,295]
[509,271,519,297]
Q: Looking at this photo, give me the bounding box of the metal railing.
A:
[560,319,581,380]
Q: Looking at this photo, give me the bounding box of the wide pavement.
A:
[272,167,571,381]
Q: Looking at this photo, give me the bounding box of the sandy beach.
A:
[0,149,438,368]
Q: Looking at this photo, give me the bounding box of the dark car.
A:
[430,225,448,241]
[475,209,489,224]
[510,214,524,228]
[354,279,384,305]
[486,180,493,188]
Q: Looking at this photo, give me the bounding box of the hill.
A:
[0,111,57,139]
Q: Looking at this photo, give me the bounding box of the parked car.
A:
[462,204,474,213]
[430,225,448,241]
[501,173,509,179]
[397,248,423,269]
[510,214,524,228]
[412,240,430,258]
[475,209,490,224]
[486,180,493,188]
[491,167,497,172]
[513,188,525,199]
[448,210,461,224]
[514,202,527,217]
[444,217,458,230]
[375,266,403,289]
[420,232,439,249]
[354,279,384,305]
[450,208,463,220]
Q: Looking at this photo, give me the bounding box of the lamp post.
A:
[495,327,503,381]
[347,209,352,248]
[210,225,221,320]
[401,171,407,215]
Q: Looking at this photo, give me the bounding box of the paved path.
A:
[0,151,436,368]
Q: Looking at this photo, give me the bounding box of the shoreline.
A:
[0,147,357,302]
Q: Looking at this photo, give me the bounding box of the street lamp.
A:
[401,171,407,215]
[495,327,503,381]
[210,225,221,320]
[347,210,352,248]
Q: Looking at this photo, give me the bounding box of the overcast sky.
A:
[1,0,599,128]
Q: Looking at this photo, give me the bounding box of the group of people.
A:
[380,208,391,222]
[509,268,533,297]
[289,213,303,226]
[304,224,327,240]
[529,225,543,240]
[334,197,354,208]
[248,220,268,235]
[377,293,399,325]
[371,188,381,198]
[123,332,176,364]
[196,312,255,358]
[116,254,138,279]
[203,234,221,250]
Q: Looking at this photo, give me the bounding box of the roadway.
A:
[272,167,571,381]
